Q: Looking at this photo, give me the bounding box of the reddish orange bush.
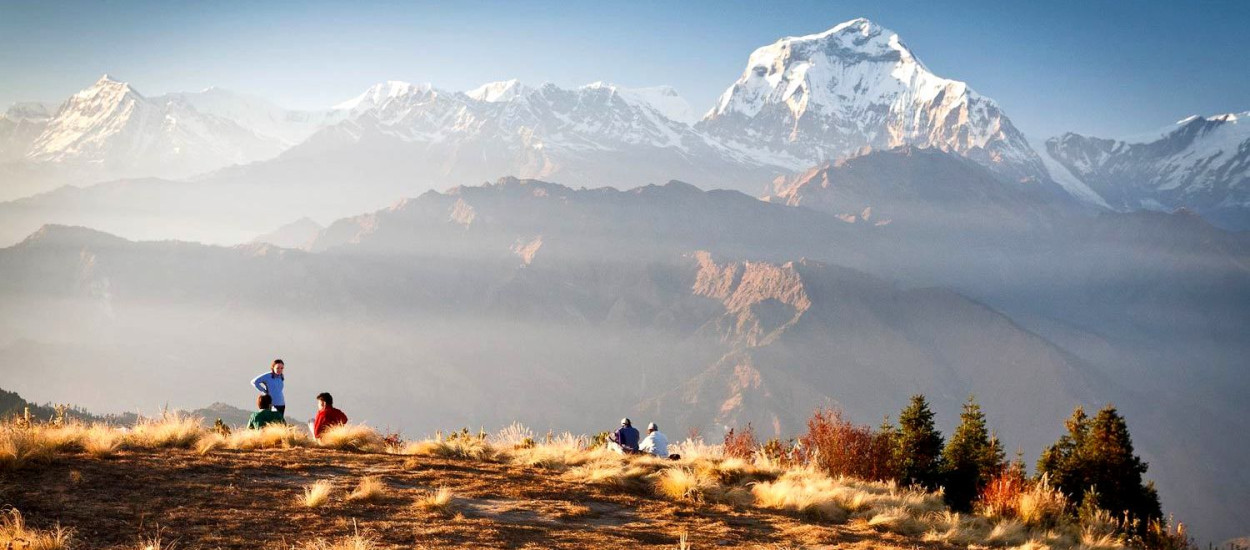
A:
[723,424,757,459]
[799,408,896,482]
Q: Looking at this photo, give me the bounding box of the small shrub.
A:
[722,424,756,459]
[301,480,333,508]
[800,408,896,482]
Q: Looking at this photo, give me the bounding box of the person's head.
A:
[257,394,272,410]
[316,392,333,411]
[271,359,285,378]
[621,418,631,427]
[647,422,658,433]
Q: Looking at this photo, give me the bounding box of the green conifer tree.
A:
[941,395,1006,511]
[1038,405,1162,529]
[895,394,944,489]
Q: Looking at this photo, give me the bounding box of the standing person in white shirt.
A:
[640,422,669,458]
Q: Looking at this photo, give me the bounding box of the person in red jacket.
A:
[309,392,348,440]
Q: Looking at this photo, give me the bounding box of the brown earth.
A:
[2,447,949,549]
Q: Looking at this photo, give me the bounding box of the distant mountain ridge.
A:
[1046,112,1250,230]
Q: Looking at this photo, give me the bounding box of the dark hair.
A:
[271,359,284,380]
[316,392,333,406]
[258,394,272,410]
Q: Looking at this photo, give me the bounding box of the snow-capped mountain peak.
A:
[466,79,527,103]
[581,82,697,124]
[334,81,432,111]
[22,75,286,179]
[698,18,1046,183]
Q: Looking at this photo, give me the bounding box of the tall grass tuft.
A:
[413,487,458,516]
[125,413,204,449]
[0,426,57,469]
[301,480,333,508]
[346,476,387,503]
[229,424,312,451]
[318,424,386,453]
[401,431,497,461]
[654,466,718,502]
[0,508,73,550]
[302,521,377,550]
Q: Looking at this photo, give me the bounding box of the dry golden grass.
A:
[1017,476,1069,528]
[654,466,719,503]
[125,413,204,449]
[346,476,387,503]
[0,508,73,550]
[318,424,386,453]
[413,487,458,516]
[0,426,57,469]
[400,436,497,461]
[301,533,378,550]
[230,424,313,450]
[507,436,597,471]
[301,480,334,508]
[82,425,122,457]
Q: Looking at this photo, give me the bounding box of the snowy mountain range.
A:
[1,18,1247,231]
[1046,112,1250,229]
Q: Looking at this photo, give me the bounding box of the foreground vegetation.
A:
[0,401,1195,549]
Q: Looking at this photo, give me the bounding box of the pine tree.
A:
[1037,406,1089,495]
[873,415,901,482]
[1084,406,1161,523]
[1038,405,1162,529]
[895,394,944,489]
[941,395,1005,511]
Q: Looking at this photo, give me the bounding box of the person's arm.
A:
[311,409,326,438]
[251,373,269,394]
[246,412,258,430]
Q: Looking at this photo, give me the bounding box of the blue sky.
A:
[1,0,1246,140]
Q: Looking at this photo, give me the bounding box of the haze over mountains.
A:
[1,17,1248,542]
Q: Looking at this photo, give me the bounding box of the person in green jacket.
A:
[247,394,285,429]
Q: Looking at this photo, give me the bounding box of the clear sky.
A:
[1,0,1247,140]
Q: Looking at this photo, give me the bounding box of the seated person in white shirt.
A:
[639,422,670,458]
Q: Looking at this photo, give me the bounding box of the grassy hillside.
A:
[0,414,1194,550]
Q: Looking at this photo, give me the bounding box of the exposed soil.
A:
[2,448,947,549]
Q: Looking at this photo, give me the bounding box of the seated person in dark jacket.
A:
[247,394,285,429]
[609,417,641,454]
